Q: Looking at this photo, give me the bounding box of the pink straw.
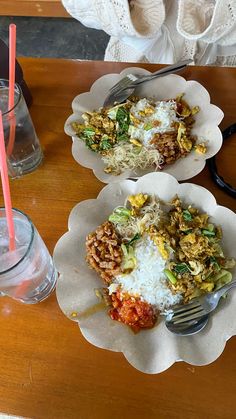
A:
[7,23,16,157]
[0,111,15,251]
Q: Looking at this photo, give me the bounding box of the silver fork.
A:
[103,59,192,107]
[108,59,192,94]
[109,73,138,94]
[166,280,236,325]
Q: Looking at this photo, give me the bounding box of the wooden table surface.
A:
[0,58,236,419]
[0,0,69,18]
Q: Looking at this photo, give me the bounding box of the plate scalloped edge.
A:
[54,172,236,374]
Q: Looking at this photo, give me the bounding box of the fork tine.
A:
[172,305,203,319]
[172,308,206,324]
[167,317,204,329]
[109,78,131,93]
[109,74,137,93]
[169,300,199,315]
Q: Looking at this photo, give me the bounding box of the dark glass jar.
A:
[0,38,32,107]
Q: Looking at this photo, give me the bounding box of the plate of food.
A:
[54,172,236,374]
[64,67,224,183]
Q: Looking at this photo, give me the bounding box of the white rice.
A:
[129,99,179,147]
[109,236,182,311]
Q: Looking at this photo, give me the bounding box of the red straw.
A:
[7,23,16,157]
[0,111,15,251]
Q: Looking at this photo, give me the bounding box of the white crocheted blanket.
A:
[62,0,236,65]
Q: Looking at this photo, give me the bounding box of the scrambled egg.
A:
[149,233,169,260]
[128,193,148,209]
[177,122,193,152]
[179,233,214,260]
[130,139,142,147]
[195,143,207,154]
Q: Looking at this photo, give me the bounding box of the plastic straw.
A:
[0,110,15,251]
[7,23,16,157]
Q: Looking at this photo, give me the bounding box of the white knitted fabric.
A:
[177,0,236,45]
[62,0,236,66]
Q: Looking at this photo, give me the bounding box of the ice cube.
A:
[0,245,28,271]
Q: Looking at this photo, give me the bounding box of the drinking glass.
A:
[0,208,58,303]
[0,79,43,178]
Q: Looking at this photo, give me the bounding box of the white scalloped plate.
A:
[54,172,236,374]
[64,67,224,183]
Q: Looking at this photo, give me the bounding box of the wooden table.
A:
[0,0,69,17]
[0,58,236,419]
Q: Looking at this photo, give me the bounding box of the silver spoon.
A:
[165,314,209,336]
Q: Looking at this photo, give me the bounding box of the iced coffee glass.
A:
[0,79,43,178]
[0,208,58,303]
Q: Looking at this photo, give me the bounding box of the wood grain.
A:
[0,58,236,419]
[0,0,69,18]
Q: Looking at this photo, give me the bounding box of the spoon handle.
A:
[214,279,236,300]
[133,59,192,86]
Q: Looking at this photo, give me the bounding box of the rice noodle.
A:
[113,195,163,240]
[102,143,163,175]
